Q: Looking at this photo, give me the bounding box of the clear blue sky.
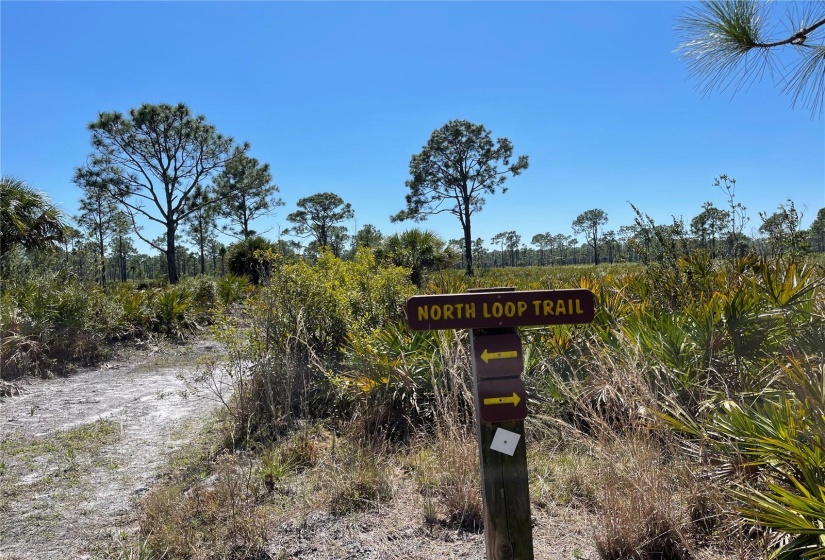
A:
[2,1,824,253]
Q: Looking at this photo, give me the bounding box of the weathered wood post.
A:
[406,287,595,560]
[472,326,532,559]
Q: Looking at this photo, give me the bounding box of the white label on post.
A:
[490,428,520,456]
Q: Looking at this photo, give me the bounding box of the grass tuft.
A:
[592,439,694,560]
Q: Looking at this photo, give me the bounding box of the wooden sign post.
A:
[407,287,596,560]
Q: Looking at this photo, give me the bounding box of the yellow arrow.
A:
[481,349,518,364]
[483,392,521,407]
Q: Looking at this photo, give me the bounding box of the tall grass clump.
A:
[407,435,483,531]
[592,438,694,560]
[312,437,395,515]
[139,452,269,559]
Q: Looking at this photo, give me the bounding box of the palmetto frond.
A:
[0,176,67,257]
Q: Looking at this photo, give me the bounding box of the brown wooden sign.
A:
[407,288,595,331]
[477,378,528,423]
[473,333,523,379]
[406,287,596,560]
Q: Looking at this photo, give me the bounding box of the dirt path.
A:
[0,339,226,560]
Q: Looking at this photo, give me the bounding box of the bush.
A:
[107,282,152,339]
[664,358,825,559]
[226,236,277,284]
[203,249,414,447]
[0,269,117,378]
[184,275,218,309]
[340,324,474,439]
[216,274,248,306]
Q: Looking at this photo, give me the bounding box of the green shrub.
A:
[151,286,197,338]
[108,282,152,338]
[216,274,248,306]
[226,236,277,284]
[664,358,825,560]
[182,275,218,309]
[206,249,414,446]
[340,324,473,439]
[0,269,115,377]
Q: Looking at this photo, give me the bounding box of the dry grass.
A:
[529,445,600,510]
[309,436,396,516]
[405,434,484,532]
[120,417,751,560]
[590,438,695,560]
[140,453,271,559]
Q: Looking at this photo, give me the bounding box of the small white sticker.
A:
[490,428,520,456]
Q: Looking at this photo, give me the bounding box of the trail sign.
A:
[477,378,528,423]
[473,333,523,379]
[406,287,595,560]
[407,288,595,331]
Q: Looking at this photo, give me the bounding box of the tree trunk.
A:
[166,228,179,284]
[199,232,206,275]
[592,230,599,265]
[97,230,106,289]
[463,223,474,277]
[119,236,127,281]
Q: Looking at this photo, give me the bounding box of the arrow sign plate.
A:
[477,378,528,423]
[472,333,523,379]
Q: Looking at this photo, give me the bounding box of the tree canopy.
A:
[74,169,129,287]
[213,149,282,240]
[676,0,825,117]
[0,176,67,259]
[80,102,245,283]
[286,192,354,253]
[392,119,528,276]
[572,209,608,265]
[380,228,455,287]
[353,224,383,250]
[183,185,219,275]
[808,207,825,252]
[758,199,808,260]
[690,202,729,258]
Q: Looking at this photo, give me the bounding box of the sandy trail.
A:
[0,339,226,560]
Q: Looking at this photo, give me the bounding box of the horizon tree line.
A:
[3,98,823,284]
